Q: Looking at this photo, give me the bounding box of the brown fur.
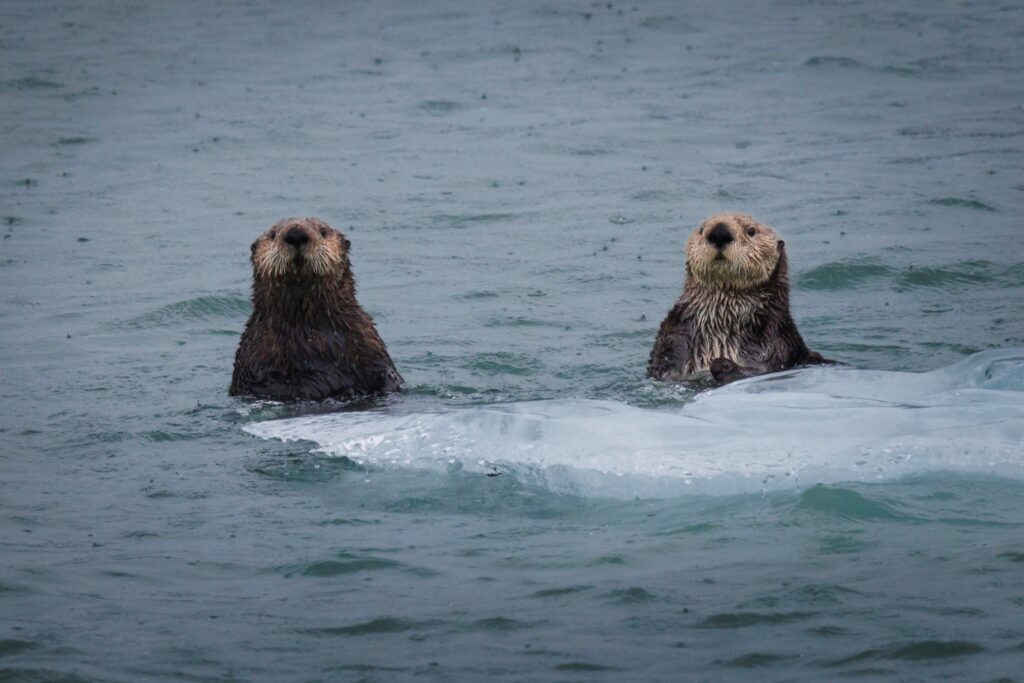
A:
[648,213,829,384]
[230,217,403,401]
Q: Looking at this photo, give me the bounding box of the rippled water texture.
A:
[2,1,1023,681]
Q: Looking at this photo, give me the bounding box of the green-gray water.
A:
[2,1,1023,680]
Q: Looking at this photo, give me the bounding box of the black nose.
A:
[283,227,310,248]
[706,222,733,250]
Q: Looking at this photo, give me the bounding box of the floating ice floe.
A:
[244,350,1024,498]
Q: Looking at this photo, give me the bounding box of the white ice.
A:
[244,350,1024,498]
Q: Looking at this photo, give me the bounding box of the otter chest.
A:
[687,295,760,373]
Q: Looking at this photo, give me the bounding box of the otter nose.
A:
[283,227,310,248]
[706,223,733,250]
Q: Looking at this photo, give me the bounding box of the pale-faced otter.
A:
[230,217,403,401]
[648,213,829,385]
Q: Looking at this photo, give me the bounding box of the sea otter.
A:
[229,217,403,401]
[648,213,829,384]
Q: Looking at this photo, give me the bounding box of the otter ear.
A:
[344,238,352,250]
[777,239,785,252]
[250,239,259,255]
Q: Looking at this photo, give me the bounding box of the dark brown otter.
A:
[230,217,403,401]
[648,212,830,385]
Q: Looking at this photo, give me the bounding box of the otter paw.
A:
[709,357,742,384]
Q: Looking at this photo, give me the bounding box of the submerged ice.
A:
[245,350,1024,498]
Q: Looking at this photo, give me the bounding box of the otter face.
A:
[685,213,784,290]
[251,217,350,280]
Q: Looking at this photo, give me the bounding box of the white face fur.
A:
[685,213,784,291]
[251,217,347,280]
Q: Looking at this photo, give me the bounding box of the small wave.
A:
[796,486,909,521]
[800,259,1019,293]
[895,261,1024,291]
[639,15,698,32]
[699,611,816,629]
[470,616,534,632]
[280,556,401,578]
[554,662,621,672]
[484,316,557,328]
[431,43,523,62]
[0,669,96,683]
[302,617,438,637]
[722,652,800,668]
[928,197,996,211]
[827,640,985,666]
[804,56,863,69]
[1,76,63,91]
[120,294,250,328]
[530,585,592,599]
[61,87,102,102]
[275,550,438,579]
[798,259,893,291]
[54,136,95,146]
[245,350,1024,499]
[606,587,658,604]
[896,264,990,289]
[418,99,467,115]
[430,212,520,227]
[457,290,500,300]
[0,639,38,656]
[461,351,542,376]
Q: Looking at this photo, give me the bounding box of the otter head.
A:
[250,217,352,281]
[685,213,786,290]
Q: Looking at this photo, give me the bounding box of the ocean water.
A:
[2,0,1023,680]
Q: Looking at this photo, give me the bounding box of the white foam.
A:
[244,350,1024,498]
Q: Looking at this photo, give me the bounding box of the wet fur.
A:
[230,217,403,401]
[648,213,828,384]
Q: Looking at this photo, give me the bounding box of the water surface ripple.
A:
[2,0,1023,681]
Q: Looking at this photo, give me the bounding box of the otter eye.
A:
[746,226,756,237]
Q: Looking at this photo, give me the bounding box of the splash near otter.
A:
[230,217,403,401]
[648,213,829,384]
